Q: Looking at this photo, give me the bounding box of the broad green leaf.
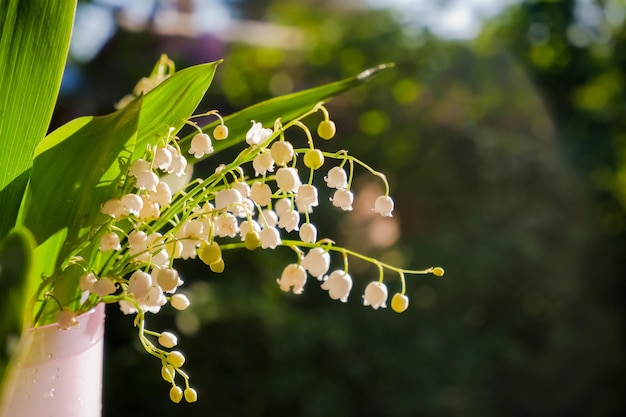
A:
[0,227,34,385]
[178,63,394,156]
[17,98,142,324]
[0,0,76,239]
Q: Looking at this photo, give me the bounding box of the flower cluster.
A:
[45,65,443,403]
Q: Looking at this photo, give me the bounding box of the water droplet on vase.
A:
[44,388,55,399]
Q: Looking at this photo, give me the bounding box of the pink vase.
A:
[0,303,105,417]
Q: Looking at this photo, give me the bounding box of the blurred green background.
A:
[55,0,624,416]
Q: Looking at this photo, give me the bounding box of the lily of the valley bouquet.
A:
[0,2,442,407]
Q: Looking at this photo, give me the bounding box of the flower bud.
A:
[299,223,317,243]
[168,351,186,368]
[158,331,178,348]
[432,267,445,277]
[128,270,152,299]
[244,231,261,250]
[209,258,225,273]
[199,241,222,266]
[169,386,183,403]
[391,293,409,313]
[161,365,175,382]
[184,387,198,403]
[317,120,336,140]
[56,308,79,330]
[171,294,191,310]
[303,149,324,170]
[156,268,180,292]
[213,124,228,140]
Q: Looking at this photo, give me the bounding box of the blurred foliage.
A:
[56,0,623,416]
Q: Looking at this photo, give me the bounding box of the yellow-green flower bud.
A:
[244,231,260,250]
[391,293,409,313]
[432,267,445,277]
[213,124,228,140]
[161,365,175,382]
[317,120,336,140]
[184,387,198,403]
[209,258,225,273]
[170,386,183,403]
[303,149,324,170]
[168,351,186,368]
[199,241,222,266]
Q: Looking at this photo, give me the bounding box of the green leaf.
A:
[0,227,34,385]
[20,98,143,267]
[0,0,76,239]
[178,63,395,157]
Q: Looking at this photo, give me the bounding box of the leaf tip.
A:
[356,62,395,81]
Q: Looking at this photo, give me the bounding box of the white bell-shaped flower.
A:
[93,277,117,298]
[278,209,299,232]
[215,213,239,238]
[300,247,330,279]
[155,267,180,293]
[121,193,143,216]
[128,270,152,299]
[151,249,170,269]
[135,170,159,192]
[233,181,251,198]
[129,158,150,177]
[299,223,317,243]
[270,140,294,166]
[149,181,172,207]
[373,195,394,217]
[260,209,278,228]
[275,167,301,193]
[141,285,168,313]
[363,281,388,309]
[189,133,214,158]
[138,197,160,221]
[178,239,199,260]
[79,272,97,292]
[168,154,188,176]
[101,199,124,219]
[321,270,353,302]
[325,166,348,189]
[154,147,173,171]
[252,151,275,177]
[128,230,148,255]
[295,184,318,213]
[181,219,204,239]
[273,198,291,217]
[215,188,243,212]
[331,189,353,211]
[100,231,121,252]
[276,263,307,294]
[246,121,273,146]
[250,182,272,207]
[259,226,281,249]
